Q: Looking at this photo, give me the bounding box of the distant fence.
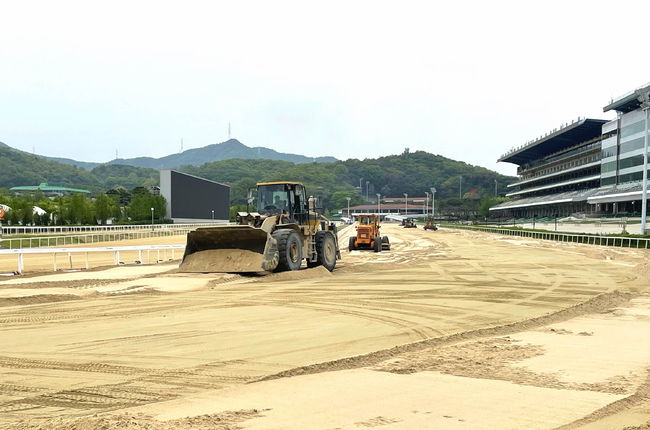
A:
[0,222,223,236]
[443,224,650,249]
[0,245,185,274]
[0,223,223,250]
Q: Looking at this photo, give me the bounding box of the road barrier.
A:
[0,245,186,274]
[443,224,650,249]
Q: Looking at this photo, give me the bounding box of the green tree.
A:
[94,193,114,225]
[128,193,166,222]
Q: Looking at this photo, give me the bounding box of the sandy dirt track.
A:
[1,224,649,429]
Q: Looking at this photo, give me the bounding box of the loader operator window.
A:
[258,185,289,215]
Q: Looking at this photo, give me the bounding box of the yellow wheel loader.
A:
[179,181,341,273]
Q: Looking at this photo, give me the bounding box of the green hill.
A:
[0,143,101,191]
[181,149,516,209]
[1,141,516,213]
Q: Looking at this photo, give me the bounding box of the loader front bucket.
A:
[179,226,279,273]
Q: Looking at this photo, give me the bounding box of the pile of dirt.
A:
[375,337,629,394]
[14,410,263,430]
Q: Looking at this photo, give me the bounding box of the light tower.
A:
[431,187,436,218]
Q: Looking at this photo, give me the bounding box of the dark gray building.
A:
[160,170,230,223]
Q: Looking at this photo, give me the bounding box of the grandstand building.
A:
[491,84,650,219]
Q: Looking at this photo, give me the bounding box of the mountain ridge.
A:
[22,139,335,170]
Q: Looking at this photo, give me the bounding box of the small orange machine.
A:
[348,214,390,252]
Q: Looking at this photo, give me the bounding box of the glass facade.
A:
[599,109,649,187]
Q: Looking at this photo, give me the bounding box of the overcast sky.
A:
[1,0,649,176]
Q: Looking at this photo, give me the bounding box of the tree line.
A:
[0,187,166,226]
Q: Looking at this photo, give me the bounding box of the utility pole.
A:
[346,197,351,219]
[494,179,498,197]
[376,193,381,214]
[366,181,370,202]
[459,176,462,199]
[404,193,408,215]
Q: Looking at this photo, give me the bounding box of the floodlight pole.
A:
[346,197,351,218]
[376,193,381,215]
[404,193,408,215]
[366,181,370,202]
[640,92,649,235]
[494,179,498,197]
[211,210,214,220]
[431,187,436,219]
[150,207,154,231]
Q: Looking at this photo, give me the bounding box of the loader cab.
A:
[255,182,308,223]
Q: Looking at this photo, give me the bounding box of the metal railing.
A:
[0,223,223,249]
[0,222,223,236]
[0,245,185,274]
[443,224,650,249]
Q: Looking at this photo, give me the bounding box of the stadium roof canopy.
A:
[10,182,90,194]
[498,118,607,166]
[603,83,650,113]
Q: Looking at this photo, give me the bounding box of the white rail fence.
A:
[0,222,223,236]
[0,223,220,250]
[444,224,650,249]
[0,245,186,274]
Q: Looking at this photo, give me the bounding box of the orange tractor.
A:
[348,214,390,252]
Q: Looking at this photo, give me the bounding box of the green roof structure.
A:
[10,183,90,194]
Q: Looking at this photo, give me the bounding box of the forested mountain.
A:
[7,139,336,170]
[90,164,159,190]
[0,142,101,190]
[106,139,337,169]
[1,140,516,213]
[0,143,155,192]
[181,150,516,210]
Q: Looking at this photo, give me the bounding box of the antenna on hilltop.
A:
[32,145,35,154]
[228,122,231,140]
[115,149,118,160]
[180,138,184,153]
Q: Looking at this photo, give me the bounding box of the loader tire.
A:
[348,236,356,251]
[273,229,303,272]
[314,231,337,272]
[374,237,381,253]
[381,236,390,250]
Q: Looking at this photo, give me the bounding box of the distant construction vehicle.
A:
[424,216,438,231]
[402,218,417,228]
[348,214,390,252]
[179,181,340,273]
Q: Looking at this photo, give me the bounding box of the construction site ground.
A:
[1,224,649,429]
